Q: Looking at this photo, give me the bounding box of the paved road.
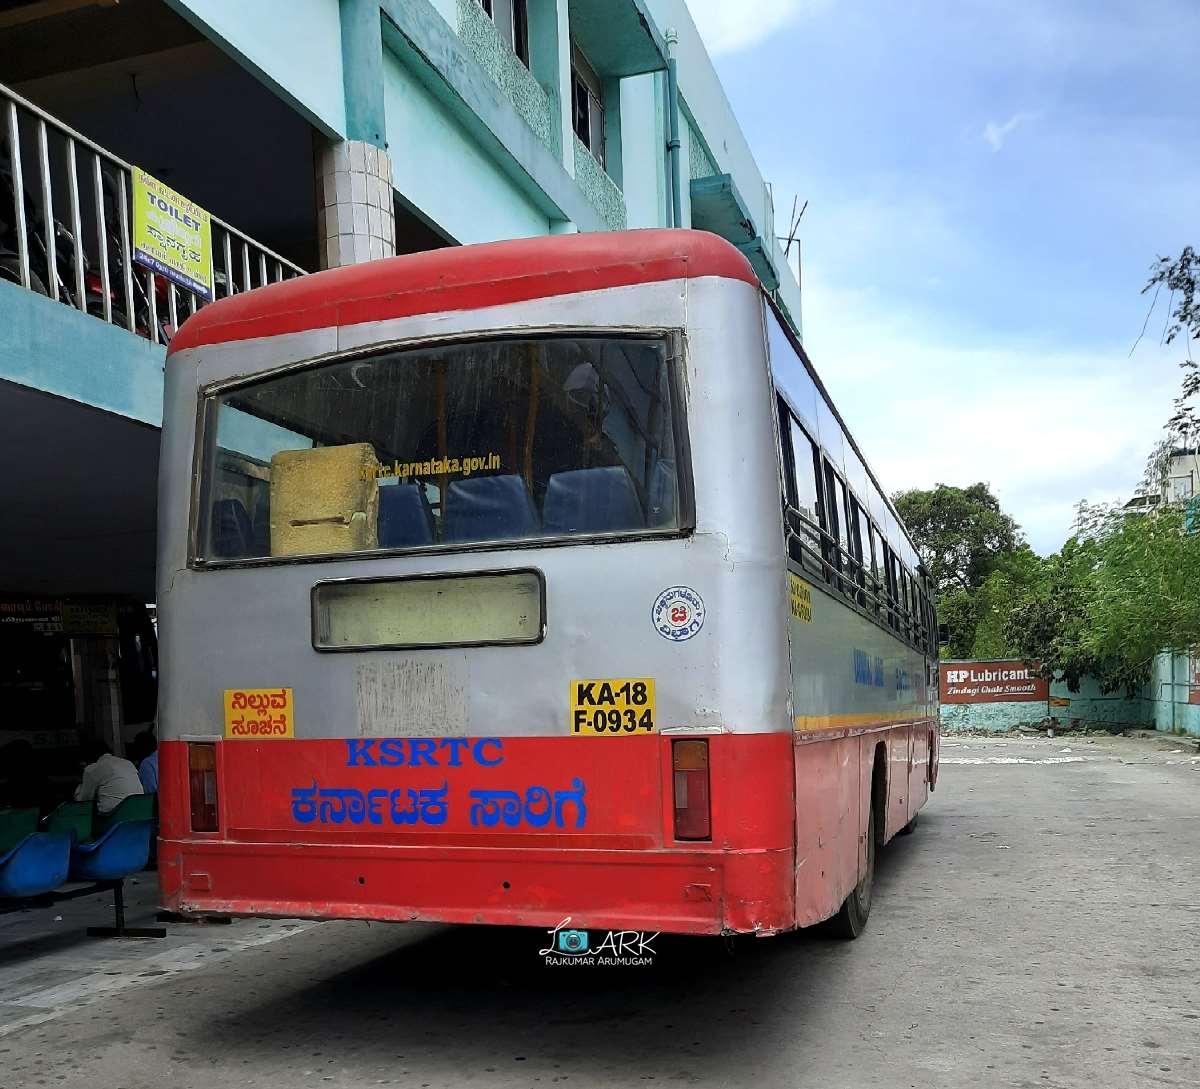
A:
[2,734,1197,1089]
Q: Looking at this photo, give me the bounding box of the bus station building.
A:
[0,0,801,768]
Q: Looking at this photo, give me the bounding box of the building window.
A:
[1171,475,1194,502]
[571,42,605,165]
[477,0,529,67]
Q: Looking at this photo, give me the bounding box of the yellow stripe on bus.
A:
[794,711,935,734]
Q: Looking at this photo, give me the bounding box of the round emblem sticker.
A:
[652,586,706,642]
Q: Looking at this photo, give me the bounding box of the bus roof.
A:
[169,229,756,354]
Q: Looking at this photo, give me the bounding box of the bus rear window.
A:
[197,334,684,562]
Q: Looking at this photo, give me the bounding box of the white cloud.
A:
[686,0,830,55]
[983,111,1040,151]
[798,277,1178,554]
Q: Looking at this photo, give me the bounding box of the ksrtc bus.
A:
[158,230,938,938]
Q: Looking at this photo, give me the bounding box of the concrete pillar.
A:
[316,140,396,269]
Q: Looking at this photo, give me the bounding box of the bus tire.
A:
[828,803,875,939]
[900,811,919,836]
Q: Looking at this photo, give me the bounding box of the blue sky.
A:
[687,0,1200,553]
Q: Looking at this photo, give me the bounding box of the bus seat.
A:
[212,499,253,558]
[0,832,71,899]
[69,819,152,882]
[378,483,435,548]
[442,475,540,542]
[251,493,271,555]
[648,458,677,527]
[543,466,645,535]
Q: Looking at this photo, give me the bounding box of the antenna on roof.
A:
[779,196,807,261]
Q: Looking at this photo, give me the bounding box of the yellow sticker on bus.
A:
[788,572,813,623]
[223,688,294,739]
[569,679,656,735]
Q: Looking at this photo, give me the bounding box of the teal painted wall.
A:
[940,701,1046,733]
[572,135,628,230]
[167,0,347,137]
[382,48,552,243]
[943,656,1200,736]
[940,667,1151,733]
[1047,675,1150,730]
[457,0,558,155]
[619,73,667,229]
[643,0,801,324]
[0,282,165,426]
[1149,652,1200,736]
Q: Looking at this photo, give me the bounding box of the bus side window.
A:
[884,546,900,632]
[787,418,823,577]
[820,459,843,587]
[775,396,795,506]
[865,520,882,617]
[844,493,866,606]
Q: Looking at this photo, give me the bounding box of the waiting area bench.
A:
[0,797,164,938]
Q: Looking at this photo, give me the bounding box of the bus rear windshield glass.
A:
[198,335,683,561]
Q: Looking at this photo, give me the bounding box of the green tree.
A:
[1005,503,1200,694]
[893,483,1022,594]
[1143,247,1200,435]
[894,483,1025,657]
[965,546,1045,658]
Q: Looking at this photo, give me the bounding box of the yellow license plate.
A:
[569,678,656,735]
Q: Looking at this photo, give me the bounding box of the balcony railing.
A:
[1,80,305,345]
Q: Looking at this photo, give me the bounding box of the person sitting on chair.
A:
[74,739,143,815]
[131,729,158,795]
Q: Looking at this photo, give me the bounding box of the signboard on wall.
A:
[0,596,118,636]
[1189,653,1200,705]
[131,167,214,301]
[939,660,1048,704]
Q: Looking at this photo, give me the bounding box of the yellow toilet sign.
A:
[131,167,214,301]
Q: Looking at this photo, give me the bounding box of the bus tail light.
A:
[672,739,711,841]
[188,743,219,833]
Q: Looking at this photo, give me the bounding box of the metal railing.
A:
[783,501,935,656]
[1,81,305,345]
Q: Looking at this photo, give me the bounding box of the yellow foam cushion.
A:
[270,443,380,556]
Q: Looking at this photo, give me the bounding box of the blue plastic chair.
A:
[69,819,152,882]
[543,466,645,535]
[379,482,435,547]
[0,832,71,898]
[442,474,539,542]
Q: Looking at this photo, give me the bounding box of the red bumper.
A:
[157,733,796,936]
[158,840,794,935]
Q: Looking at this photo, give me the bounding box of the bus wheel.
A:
[828,804,875,939]
[900,811,919,836]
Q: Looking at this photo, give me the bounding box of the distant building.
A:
[1123,446,1200,513]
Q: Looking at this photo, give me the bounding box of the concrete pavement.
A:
[0,733,1197,1089]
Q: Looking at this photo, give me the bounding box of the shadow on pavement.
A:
[170,834,923,1083]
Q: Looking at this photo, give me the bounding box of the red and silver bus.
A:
[157,230,938,938]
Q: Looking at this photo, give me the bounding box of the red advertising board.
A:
[939,660,1048,704]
